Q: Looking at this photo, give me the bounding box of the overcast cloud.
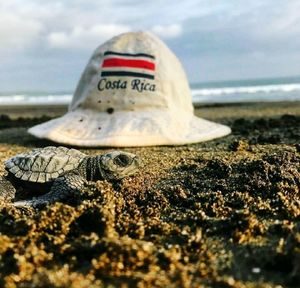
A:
[0,0,300,91]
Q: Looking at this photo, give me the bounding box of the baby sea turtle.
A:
[0,146,140,208]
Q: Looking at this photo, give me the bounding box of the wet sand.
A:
[0,101,299,287]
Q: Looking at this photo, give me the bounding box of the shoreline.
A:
[0,101,299,287]
[0,101,299,120]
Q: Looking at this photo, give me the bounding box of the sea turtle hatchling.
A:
[0,146,140,208]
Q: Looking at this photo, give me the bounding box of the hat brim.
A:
[28,108,231,147]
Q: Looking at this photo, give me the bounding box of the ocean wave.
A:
[192,83,300,103]
[1,82,300,106]
[192,83,300,96]
[0,94,72,106]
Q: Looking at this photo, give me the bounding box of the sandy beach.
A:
[0,101,299,287]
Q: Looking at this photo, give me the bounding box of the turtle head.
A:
[98,151,140,180]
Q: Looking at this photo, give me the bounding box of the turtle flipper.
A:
[13,173,86,208]
[0,176,16,203]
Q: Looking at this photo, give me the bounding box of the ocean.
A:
[1,76,300,106]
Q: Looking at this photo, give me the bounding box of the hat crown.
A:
[70,31,193,114]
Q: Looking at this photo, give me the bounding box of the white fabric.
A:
[29,31,231,147]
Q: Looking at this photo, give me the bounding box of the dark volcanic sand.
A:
[0,102,299,288]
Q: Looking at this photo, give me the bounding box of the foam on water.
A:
[0,94,72,106]
[1,78,300,106]
[191,82,300,103]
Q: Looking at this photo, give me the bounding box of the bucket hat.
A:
[28,31,231,147]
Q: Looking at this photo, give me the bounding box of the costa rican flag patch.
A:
[101,51,155,80]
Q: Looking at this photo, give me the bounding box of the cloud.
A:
[0,0,196,53]
[1,0,300,90]
[251,1,300,43]
[0,1,64,53]
[0,3,43,52]
[47,24,131,50]
[151,24,182,39]
[180,0,300,57]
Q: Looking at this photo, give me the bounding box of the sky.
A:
[1,0,300,92]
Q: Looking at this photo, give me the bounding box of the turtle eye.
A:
[113,154,132,167]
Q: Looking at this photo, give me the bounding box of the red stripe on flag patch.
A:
[102,58,155,71]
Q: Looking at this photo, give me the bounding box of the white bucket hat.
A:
[29,31,231,147]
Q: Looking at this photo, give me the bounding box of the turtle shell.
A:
[5,146,86,183]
